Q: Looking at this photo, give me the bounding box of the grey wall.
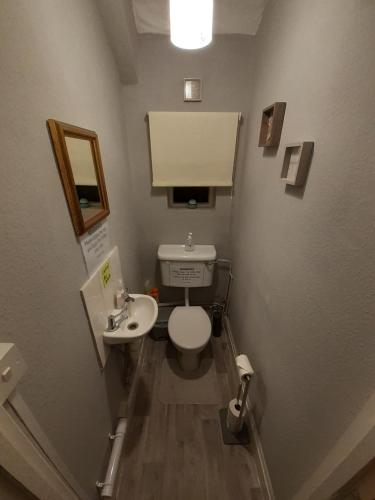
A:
[2,1,374,498]
[229,1,375,499]
[97,0,139,84]
[122,35,254,302]
[0,0,142,497]
[0,468,36,500]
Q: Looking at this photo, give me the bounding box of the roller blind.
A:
[148,112,240,187]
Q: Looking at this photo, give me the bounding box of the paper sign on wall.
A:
[100,261,111,288]
[80,220,111,275]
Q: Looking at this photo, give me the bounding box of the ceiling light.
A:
[170,0,213,50]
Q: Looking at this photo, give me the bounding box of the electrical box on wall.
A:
[184,78,202,102]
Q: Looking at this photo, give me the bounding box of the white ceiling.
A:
[132,0,268,36]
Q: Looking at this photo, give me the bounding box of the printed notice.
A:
[170,263,203,286]
[100,261,111,288]
[80,220,111,275]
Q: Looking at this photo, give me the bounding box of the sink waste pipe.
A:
[96,418,127,497]
[215,259,233,316]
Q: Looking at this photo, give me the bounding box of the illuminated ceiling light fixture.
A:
[170,0,213,50]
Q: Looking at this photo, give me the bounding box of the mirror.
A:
[47,120,110,236]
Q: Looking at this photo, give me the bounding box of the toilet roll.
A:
[235,354,254,381]
[226,398,245,434]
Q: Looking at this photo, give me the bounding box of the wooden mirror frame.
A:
[47,119,110,236]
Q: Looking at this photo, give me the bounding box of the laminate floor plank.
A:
[211,335,228,374]
[181,405,208,500]
[116,416,149,500]
[138,463,164,500]
[160,405,185,500]
[221,445,257,500]
[116,334,266,500]
[201,417,229,500]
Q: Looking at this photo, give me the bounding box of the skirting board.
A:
[223,315,275,500]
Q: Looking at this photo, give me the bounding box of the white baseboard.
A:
[223,315,275,500]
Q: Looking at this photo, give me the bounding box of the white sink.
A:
[103,294,158,345]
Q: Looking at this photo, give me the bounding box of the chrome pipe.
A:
[158,301,224,309]
[238,375,251,421]
[97,418,127,498]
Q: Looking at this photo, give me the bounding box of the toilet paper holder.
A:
[233,353,254,423]
[234,373,251,421]
[219,354,254,445]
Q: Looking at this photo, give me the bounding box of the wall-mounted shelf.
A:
[258,102,286,147]
[281,142,314,186]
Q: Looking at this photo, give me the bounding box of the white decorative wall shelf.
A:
[281,142,314,186]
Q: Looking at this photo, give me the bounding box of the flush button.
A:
[2,367,12,382]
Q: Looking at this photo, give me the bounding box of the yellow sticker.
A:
[100,261,111,288]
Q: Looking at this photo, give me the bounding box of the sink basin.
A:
[103,294,158,345]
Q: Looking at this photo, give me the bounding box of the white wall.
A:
[122,34,254,302]
[0,0,142,497]
[229,1,375,498]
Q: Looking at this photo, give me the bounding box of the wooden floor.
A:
[116,332,265,500]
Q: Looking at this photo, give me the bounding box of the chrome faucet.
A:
[106,288,135,332]
[123,288,135,304]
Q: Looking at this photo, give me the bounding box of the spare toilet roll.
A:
[235,354,254,381]
[226,398,245,434]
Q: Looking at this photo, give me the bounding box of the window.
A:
[167,187,215,208]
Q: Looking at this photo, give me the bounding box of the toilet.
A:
[168,306,211,371]
[158,242,216,371]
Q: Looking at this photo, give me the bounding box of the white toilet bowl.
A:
[168,306,211,371]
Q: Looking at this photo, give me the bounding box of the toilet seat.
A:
[168,306,211,351]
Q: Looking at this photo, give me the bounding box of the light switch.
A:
[2,366,12,382]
